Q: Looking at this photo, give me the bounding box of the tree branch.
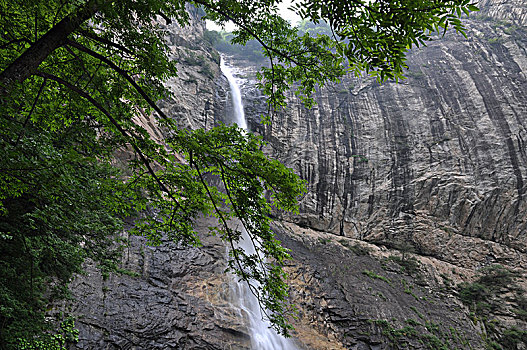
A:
[24,78,46,128]
[34,71,180,210]
[0,38,31,50]
[77,29,134,55]
[66,39,173,124]
[190,150,273,318]
[192,0,303,67]
[0,0,108,96]
[15,77,47,146]
[191,151,241,258]
[158,12,172,25]
[217,162,267,278]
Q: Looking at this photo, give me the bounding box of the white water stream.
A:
[220,57,298,350]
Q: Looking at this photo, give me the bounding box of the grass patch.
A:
[363,270,391,284]
[402,279,419,300]
[457,265,526,349]
[338,239,371,255]
[388,255,420,275]
[369,318,452,349]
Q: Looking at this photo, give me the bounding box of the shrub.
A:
[388,255,420,275]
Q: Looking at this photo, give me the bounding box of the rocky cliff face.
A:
[478,0,527,25]
[69,218,250,349]
[158,5,225,131]
[244,8,527,264]
[239,1,527,265]
[66,8,254,350]
[68,1,527,349]
[232,0,527,347]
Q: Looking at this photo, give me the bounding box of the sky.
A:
[205,0,302,32]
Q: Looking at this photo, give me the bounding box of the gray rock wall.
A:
[241,5,527,273]
[69,218,251,350]
[478,0,527,25]
[67,1,527,349]
[67,8,249,349]
[273,221,486,350]
[229,1,527,347]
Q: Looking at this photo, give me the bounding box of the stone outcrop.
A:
[68,217,252,349]
[238,1,527,272]
[158,5,225,131]
[67,1,527,349]
[274,221,486,350]
[478,0,527,25]
[230,0,527,347]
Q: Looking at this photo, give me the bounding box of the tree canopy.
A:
[0,0,476,347]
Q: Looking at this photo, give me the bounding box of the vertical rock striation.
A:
[242,4,527,272]
[231,1,527,347]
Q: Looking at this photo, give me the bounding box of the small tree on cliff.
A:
[0,0,476,346]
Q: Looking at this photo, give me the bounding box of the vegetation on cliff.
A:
[1,0,477,347]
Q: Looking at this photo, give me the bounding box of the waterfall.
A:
[221,58,247,130]
[220,57,298,350]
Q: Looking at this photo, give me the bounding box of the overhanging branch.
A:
[192,0,302,66]
[66,39,173,124]
[0,0,109,96]
[77,29,134,55]
[34,70,181,210]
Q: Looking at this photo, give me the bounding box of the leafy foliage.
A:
[16,318,79,350]
[458,265,526,349]
[198,0,478,109]
[296,20,333,36]
[501,327,527,350]
[0,93,127,345]
[387,255,421,276]
[129,125,306,333]
[458,265,518,314]
[0,0,306,343]
[206,30,266,62]
[0,0,476,345]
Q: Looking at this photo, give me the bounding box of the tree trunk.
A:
[0,0,107,96]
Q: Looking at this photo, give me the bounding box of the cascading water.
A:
[221,58,247,130]
[220,57,298,350]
